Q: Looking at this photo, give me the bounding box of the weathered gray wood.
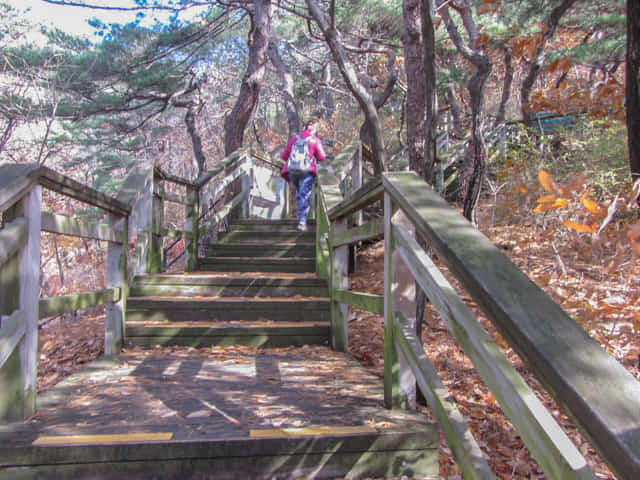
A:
[393,221,596,479]
[105,214,127,357]
[38,166,130,217]
[0,310,26,370]
[194,149,245,188]
[383,171,640,479]
[249,149,284,169]
[333,289,383,315]
[316,165,344,212]
[39,288,121,319]
[0,164,39,213]
[0,218,27,267]
[153,165,196,188]
[40,211,125,243]
[161,191,190,206]
[161,228,194,240]
[383,192,401,409]
[331,217,349,352]
[18,186,41,418]
[198,161,247,222]
[184,186,199,272]
[330,139,361,183]
[392,311,496,480]
[198,191,248,238]
[352,143,363,227]
[390,210,417,411]
[332,217,384,248]
[328,178,383,221]
[148,177,164,273]
[241,167,251,219]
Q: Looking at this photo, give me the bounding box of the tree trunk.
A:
[439,0,491,225]
[628,0,640,183]
[402,0,426,176]
[446,51,463,135]
[421,0,437,184]
[224,0,273,155]
[494,48,513,128]
[185,105,206,177]
[268,39,300,137]
[317,63,335,121]
[359,50,398,150]
[520,0,577,123]
[306,0,386,174]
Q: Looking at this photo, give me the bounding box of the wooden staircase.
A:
[126,219,331,348]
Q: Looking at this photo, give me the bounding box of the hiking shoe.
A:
[297,221,307,231]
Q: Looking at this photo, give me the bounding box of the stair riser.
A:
[228,224,315,232]
[1,431,437,479]
[127,335,329,348]
[126,309,330,323]
[204,246,315,258]
[218,231,315,243]
[196,260,315,273]
[130,286,329,298]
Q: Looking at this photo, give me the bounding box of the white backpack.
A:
[287,135,312,174]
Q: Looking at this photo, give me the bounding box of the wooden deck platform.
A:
[0,346,438,479]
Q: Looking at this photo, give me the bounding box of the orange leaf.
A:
[563,220,595,233]
[538,169,560,194]
[536,194,557,204]
[581,197,603,216]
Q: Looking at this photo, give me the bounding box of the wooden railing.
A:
[315,143,640,479]
[0,163,130,421]
[0,149,254,423]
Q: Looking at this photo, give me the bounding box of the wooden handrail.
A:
[153,165,196,188]
[38,166,131,217]
[382,171,640,480]
[315,139,640,479]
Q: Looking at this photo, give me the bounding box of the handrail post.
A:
[240,154,251,219]
[148,173,164,273]
[184,185,199,272]
[105,213,127,356]
[0,185,41,420]
[330,216,348,352]
[383,192,417,410]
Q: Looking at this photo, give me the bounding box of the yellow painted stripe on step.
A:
[32,432,173,446]
[250,426,377,438]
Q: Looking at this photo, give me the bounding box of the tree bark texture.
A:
[439,0,491,224]
[224,0,273,156]
[495,48,513,128]
[628,0,640,182]
[185,105,206,177]
[520,0,577,123]
[306,0,387,174]
[268,39,300,137]
[317,63,335,121]
[402,0,426,177]
[421,0,437,185]
[359,50,398,150]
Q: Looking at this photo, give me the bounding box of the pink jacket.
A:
[281,129,326,181]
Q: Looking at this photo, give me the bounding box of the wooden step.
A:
[1,427,437,479]
[217,230,315,244]
[203,243,315,258]
[196,257,315,273]
[126,321,330,347]
[127,297,330,323]
[131,274,329,298]
[229,218,316,231]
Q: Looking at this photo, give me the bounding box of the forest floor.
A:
[37,209,640,480]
